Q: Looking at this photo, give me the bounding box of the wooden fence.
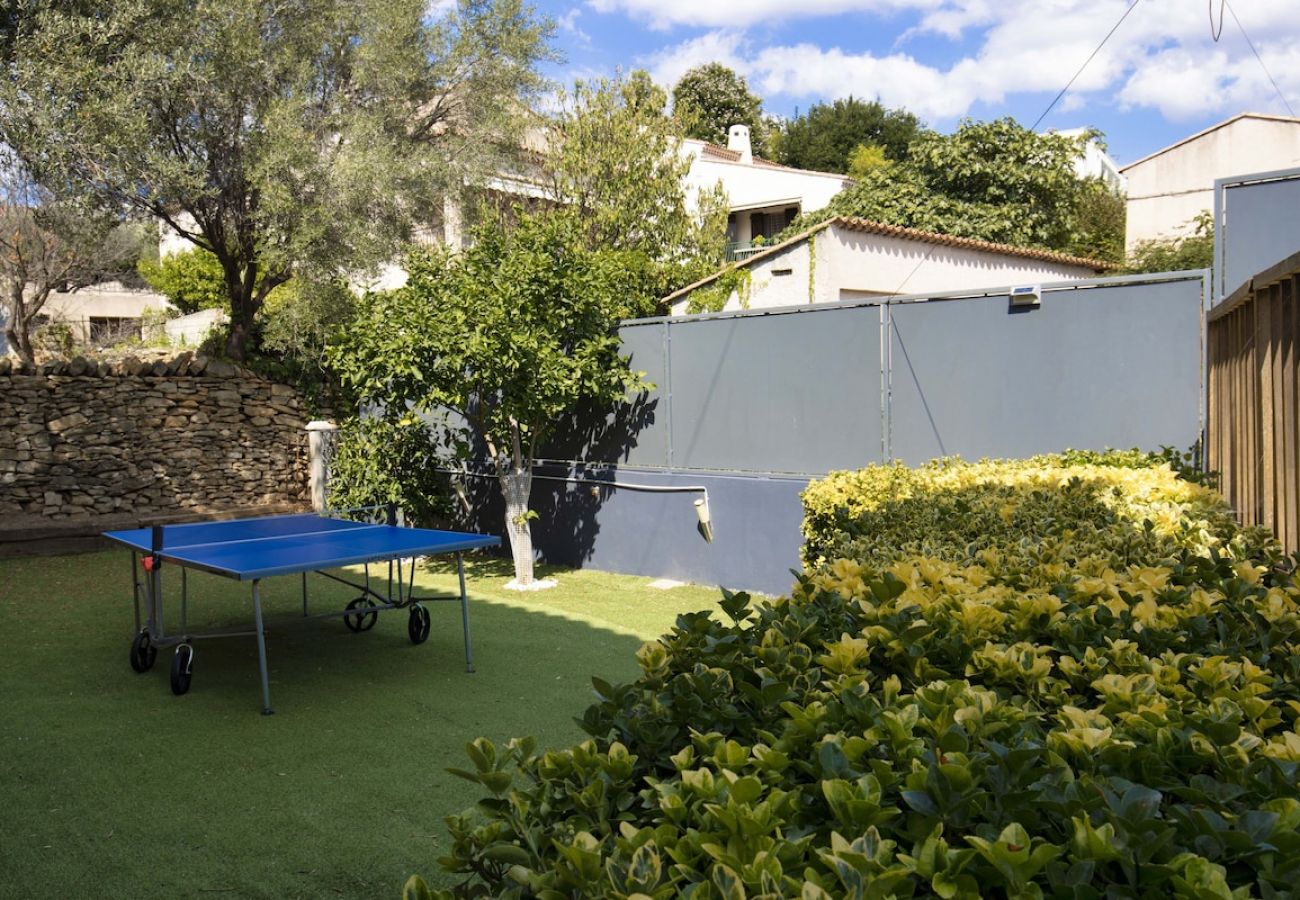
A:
[1207,250,1300,553]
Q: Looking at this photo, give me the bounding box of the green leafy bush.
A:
[327,417,452,527]
[412,455,1300,898]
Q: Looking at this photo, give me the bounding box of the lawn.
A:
[0,549,726,899]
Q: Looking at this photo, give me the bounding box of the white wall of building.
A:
[1122,114,1300,250]
[670,222,1103,315]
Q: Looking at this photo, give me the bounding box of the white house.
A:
[666,216,1111,315]
[1121,112,1300,251]
[1049,128,1126,193]
[25,281,170,349]
[682,125,852,258]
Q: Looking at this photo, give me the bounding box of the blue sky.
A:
[528,0,1300,166]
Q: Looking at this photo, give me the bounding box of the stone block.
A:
[47,411,89,433]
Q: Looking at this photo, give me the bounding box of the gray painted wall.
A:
[1215,167,1300,300]
[511,273,1207,596]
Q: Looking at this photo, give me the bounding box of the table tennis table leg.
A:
[301,572,308,617]
[251,580,274,715]
[129,553,142,633]
[457,553,474,673]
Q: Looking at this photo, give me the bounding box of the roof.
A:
[692,140,851,181]
[663,216,1113,304]
[1120,112,1300,172]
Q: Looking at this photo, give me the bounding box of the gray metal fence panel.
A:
[663,306,884,474]
[1216,167,1300,300]
[538,321,671,468]
[888,279,1204,465]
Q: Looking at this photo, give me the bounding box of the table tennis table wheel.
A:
[408,604,431,645]
[170,644,194,696]
[129,630,157,673]
[343,597,378,633]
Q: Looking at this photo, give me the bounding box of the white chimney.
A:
[727,124,752,164]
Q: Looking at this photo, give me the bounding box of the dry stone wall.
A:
[0,352,309,521]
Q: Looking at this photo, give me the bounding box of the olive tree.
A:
[328,212,648,588]
[0,0,553,360]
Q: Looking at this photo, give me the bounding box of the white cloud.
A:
[589,0,940,32]
[644,31,751,88]
[557,7,591,43]
[630,0,1300,124]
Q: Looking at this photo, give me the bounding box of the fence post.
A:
[305,420,339,513]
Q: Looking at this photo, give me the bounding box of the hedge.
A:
[408,454,1300,899]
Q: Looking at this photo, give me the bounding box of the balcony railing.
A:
[724,241,768,263]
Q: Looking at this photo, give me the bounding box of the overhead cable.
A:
[1224,0,1296,117]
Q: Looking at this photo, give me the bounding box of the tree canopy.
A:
[546,72,728,308]
[778,96,921,173]
[671,63,772,154]
[137,248,229,315]
[0,166,145,364]
[328,211,649,586]
[790,118,1121,260]
[0,0,553,360]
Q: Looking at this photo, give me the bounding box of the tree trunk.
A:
[6,284,35,366]
[224,311,252,361]
[500,468,534,586]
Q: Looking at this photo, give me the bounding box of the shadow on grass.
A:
[0,549,688,899]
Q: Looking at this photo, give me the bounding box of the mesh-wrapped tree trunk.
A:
[499,469,534,586]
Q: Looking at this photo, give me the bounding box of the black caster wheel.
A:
[170,645,194,696]
[344,597,378,632]
[408,604,431,645]
[130,630,157,673]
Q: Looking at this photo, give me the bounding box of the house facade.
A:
[1,282,170,356]
[682,126,851,259]
[666,217,1110,315]
[1121,112,1300,251]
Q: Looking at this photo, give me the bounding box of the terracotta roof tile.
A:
[830,217,1114,270]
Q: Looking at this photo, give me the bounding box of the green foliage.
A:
[788,119,1106,257]
[1,0,553,359]
[671,63,772,154]
[684,268,752,315]
[778,96,922,173]
[847,143,891,179]
[1068,179,1126,264]
[328,210,648,471]
[800,453,1248,571]
[258,277,356,372]
[548,72,728,306]
[326,418,452,527]
[328,209,654,584]
[418,453,1300,897]
[137,248,228,314]
[1125,212,1216,274]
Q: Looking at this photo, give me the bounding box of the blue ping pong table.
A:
[103,510,500,714]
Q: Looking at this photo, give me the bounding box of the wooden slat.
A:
[1206,260,1300,550]
[1259,285,1275,530]
[1279,278,1289,551]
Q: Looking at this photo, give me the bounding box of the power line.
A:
[1224,0,1296,117]
[892,2,1143,298]
[1030,0,1143,132]
[1209,0,1225,41]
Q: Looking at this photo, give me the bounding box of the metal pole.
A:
[129,552,141,633]
[150,525,164,639]
[180,567,188,633]
[301,572,308,617]
[251,580,274,715]
[457,553,474,673]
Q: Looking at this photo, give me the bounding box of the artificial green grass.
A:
[0,551,724,898]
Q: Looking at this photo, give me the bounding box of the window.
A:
[90,317,141,345]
